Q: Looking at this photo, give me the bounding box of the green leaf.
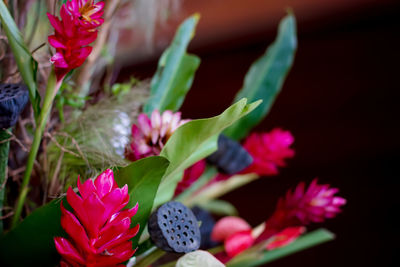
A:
[227,229,335,267]
[198,199,238,216]
[114,156,169,247]
[143,14,200,114]
[0,200,64,267]
[154,98,261,207]
[0,1,41,119]
[225,14,297,140]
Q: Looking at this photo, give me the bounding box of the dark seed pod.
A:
[207,134,253,174]
[191,206,219,249]
[0,84,29,129]
[148,201,201,253]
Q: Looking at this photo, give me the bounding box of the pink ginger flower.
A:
[242,128,295,176]
[54,169,139,267]
[257,179,346,242]
[47,0,104,81]
[66,0,105,29]
[174,160,206,197]
[126,110,190,161]
[206,128,294,185]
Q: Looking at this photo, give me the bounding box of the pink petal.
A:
[108,203,139,226]
[54,237,85,265]
[66,187,89,228]
[77,177,96,199]
[47,13,64,35]
[48,35,66,49]
[151,109,162,129]
[83,193,106,237]
[51,53,68,68]
[212,216,251,242]
[60,203,91,253]
[95,217,132,249]
[101,185,129,218]
[94,169,116,198]
[99,224,140,252]
[137,114,152,136]
[266,226,305,250]
[225,230,254,257]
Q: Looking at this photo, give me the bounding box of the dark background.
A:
[119,0,400,265]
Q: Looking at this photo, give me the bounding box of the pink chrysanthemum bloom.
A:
[257,179,346,242]
[125,110,190,161]
[47,0,104,81]
[174,160,206,197]
[242,128,295,176]
[54,169,139,267]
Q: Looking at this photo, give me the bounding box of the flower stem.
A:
[11,71,62,228]
[134,247,166,267]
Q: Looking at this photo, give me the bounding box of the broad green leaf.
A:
[154,98,261,207]
[225,14,297,140]
[143,15,200,114]
[0,200,64,267]
[198,199,238,216]
[227,229,335,267]
[114,156,169,246]
[0,1,41,119]
[184,173,258,206]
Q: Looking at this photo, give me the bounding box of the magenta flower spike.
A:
[47,0,104,81]
[258,179,346,242]
[54,169,139,267]
[126,110,190,161]
[66,0,105,29]
[242,128,295,176]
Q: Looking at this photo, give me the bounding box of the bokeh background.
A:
[117,0,400,266]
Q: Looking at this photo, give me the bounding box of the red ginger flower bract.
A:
[265,226,305,250]
[242,128,295,176]
[47,0,104,81]
[54,169,139,267]
[224,230,254,258]
[258,179,346,242]
[126,110,190,161]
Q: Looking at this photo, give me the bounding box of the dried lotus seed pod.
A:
[148,201,201,253]
[207,134,253,174]
[0,84,29,129]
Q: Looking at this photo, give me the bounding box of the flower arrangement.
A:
[0,1,346,267]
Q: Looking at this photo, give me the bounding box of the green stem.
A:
[134,247,166,267]
[11,71,63,228]
[0,129,11,233]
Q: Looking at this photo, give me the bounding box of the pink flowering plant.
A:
[0,2,346,266]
